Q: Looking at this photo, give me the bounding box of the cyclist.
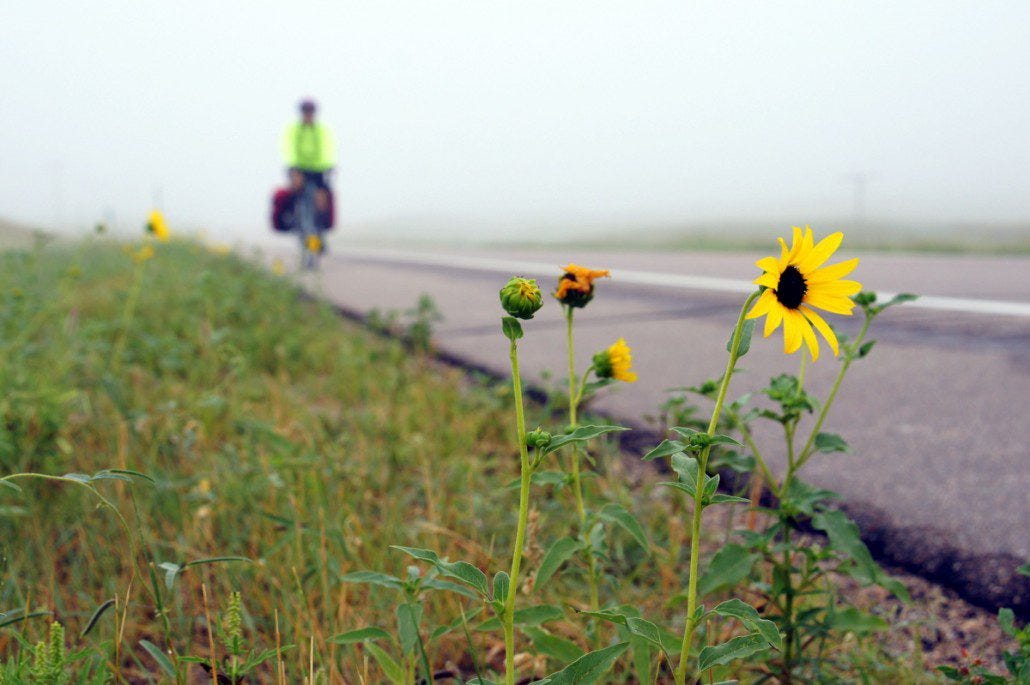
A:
[280,99,336,246]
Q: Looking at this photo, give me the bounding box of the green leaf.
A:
[535,537,582,590]
[711,598,782,649]
[365,641,406,685]
[501,316,523,340]
[531,470,570,488]
[579,610,678,654]
[879,292,919,311]
[542,425,629,456]
[139,639,177,679]
[696,545,760,598]
[80,598,116,639]
[492,571,510,603]
[524,627,585,664]
[396,603,422,656]
[814,432,849,454]
[596,503,649,550]
[659,481,695,497]
[328,627,392,645]
[811,510,910,603]
[997,608,1016,638]
[477,604,564,631]
[709,494,750,505]
[641,439,685,461]
[339,571,405,591]
[390,546,489,597]
[670,452,699,484]
[157,556,251,590]
[857,340,877,358]
[0,479,21,492]
[419,578,480,599]
[697,633,770,672]
[536,642,629,684]
[1017,563,1030,577]
[0,608,51,628]
[727,318,756,358]
[828,607,889,635]
[780,478,838,516]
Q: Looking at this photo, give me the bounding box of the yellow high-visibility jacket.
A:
[280,121,336,172]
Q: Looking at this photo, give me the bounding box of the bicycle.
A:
[294,177,324,270]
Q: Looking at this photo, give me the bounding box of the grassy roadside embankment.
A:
[0,239,1018,682]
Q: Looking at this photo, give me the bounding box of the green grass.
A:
[0,239,969,682]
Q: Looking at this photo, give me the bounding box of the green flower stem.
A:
[504,335,533,685]
[792,311,873,477]
[565,307,602,629]
[674,290,760,685]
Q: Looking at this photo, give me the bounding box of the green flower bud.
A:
[592,349,613,379]
[500,277,543,319]
[526,427,552,450]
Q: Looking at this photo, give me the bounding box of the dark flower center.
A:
[775,265,807,309]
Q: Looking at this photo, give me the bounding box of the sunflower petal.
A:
[755,256,780,273]
[782,309,804,354]
[806,257,859,284]
[800,305,839,356]
[746,289,776,319]
[804,292,857,315]
[764,302,784,337]
[755,272,780,289]
[786,227,804,262]
[797,232,843,274]
[809,279,862,297]
[796,311,820,361]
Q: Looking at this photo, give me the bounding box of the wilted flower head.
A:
[500,277,543,319]
[146,210,170,242]
[555,264,610,308]
[592,338,637,382]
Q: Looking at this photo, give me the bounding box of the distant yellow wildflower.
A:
[555,264,610,308]
[593,338,637,382]
[147,210,170,242]
[746,226,861,360]
[271,258,286,275]
[132,244,155,264]
[306,234,322,254]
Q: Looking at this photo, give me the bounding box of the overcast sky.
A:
[2,0,1029,240]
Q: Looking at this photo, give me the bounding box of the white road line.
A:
[343,246,1030,318]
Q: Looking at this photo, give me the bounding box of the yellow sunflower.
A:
[746,226,861,360]
[555,264,610,308]
[592,338,638,382]
[147,210,170,242]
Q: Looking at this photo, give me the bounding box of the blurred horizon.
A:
[3,1,1029,245]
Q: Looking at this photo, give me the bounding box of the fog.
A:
[2,0,1029,242]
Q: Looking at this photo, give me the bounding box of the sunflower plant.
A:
[641,226,918,683]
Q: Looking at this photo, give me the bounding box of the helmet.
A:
[299,98,317,113]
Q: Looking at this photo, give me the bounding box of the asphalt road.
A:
[275,242,1030,607]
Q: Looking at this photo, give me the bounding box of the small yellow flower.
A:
[306,234,322,254]
[746,226,861,360]
[555,264,610,308]
[146,210,170,242]
[208,242,231,255]
[131,244,155,264]
[592,338,638,382]
[271,258,286,275]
